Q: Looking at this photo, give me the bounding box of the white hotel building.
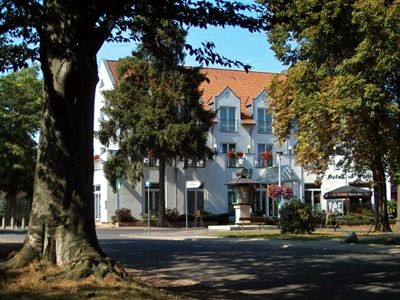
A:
[93,59,385,223]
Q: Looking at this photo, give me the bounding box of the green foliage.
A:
[387,200,397,219]
[0,67,42,203]
[0,1,263,73]
[100,40,216,184]
[115,208,136,222]
[264,0,399,229]
[140,211,158,222]
[279,201,314,234]
[166,208,180,223]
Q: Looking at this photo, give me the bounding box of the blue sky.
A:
[97,25,285,74]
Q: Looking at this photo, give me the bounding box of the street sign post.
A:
[145,180,150,236]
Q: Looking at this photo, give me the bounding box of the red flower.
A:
[227,150,235,157]
[261,150,272,161]
[237,151,244,157]
[93,154,100,161]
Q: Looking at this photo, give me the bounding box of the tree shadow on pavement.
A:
[100,238,400,300]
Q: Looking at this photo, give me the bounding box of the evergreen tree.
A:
[100,25,214,227]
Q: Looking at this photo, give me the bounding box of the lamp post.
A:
[145,179,150,236]
[277,151,283,216]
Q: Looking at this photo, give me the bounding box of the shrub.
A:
[177,214,195,222]
[279,200,314,234]
[140,211,158,222]
[216,213,229,225]
[166,208,179,223]
[115,208,135,222]
[387,200,397,219]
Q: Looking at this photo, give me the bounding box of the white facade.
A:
[92,60,383,223]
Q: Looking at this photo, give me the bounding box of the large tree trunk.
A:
[397,184,400,232]
[158,159,168,227]
[1,3,124,279]
[372,162,391,232]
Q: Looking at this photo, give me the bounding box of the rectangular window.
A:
[257,144,273,168]
[258,108,272,133]
[220,106,236,131]
[187,189,204,214]
[228,189,238,218]
[94,184,101,220]
[144,158,159,167]
[144,189,160,213]
[221,143,240,168]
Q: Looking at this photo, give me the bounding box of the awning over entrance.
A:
[324,185,372,199]
[261,165,301,184]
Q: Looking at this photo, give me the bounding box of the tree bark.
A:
[1,4,125,279]
[397,184,400,232]
[372,161,391,232]
[158,158,168,227]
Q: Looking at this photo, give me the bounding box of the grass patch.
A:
[207,229,393,241]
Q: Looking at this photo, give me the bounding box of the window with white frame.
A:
[187,188,204,214]
[257,108,272,133]
[94,184,101,220]
[220,106,236,131]
[144,183,160,214]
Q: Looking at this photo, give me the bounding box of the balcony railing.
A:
[226,157,244,168]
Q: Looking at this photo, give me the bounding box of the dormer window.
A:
[258,108,272,133]
[220,106,236,132]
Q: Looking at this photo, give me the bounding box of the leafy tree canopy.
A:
[0,66,42,195]
[263,0,400,230]
[264,0,400,177]
[0,0,266,73]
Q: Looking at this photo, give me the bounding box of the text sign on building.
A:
[186,181,201,189]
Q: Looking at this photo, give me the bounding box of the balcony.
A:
[227,157,244,168]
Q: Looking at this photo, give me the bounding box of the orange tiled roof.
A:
[104,60,284,124]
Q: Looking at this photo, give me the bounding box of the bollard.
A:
[21,217,25,229]
[10,216,14,229]
[1,216,5,229]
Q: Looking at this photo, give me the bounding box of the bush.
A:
[166,208,179,223]
[388,200,397,219]
[115,208,135,222]
[177,214,195,222]
[216,213,229,225]
[140,211,158,222]
[279,201,314,234]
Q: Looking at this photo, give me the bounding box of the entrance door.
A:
[305,186,321,214]
[255,188,278,217]
[144,189,160,214]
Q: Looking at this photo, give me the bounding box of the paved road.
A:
[97,228,400,299]
[2,228,400,299]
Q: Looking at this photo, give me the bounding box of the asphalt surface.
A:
[2,227,400,299]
